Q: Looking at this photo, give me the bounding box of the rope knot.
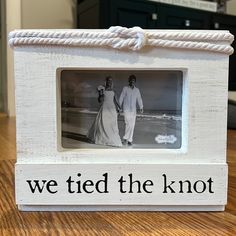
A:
[108,26,147,50]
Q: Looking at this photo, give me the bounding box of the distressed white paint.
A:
[12,29,231,211]
[13,47,229,164]
[15,164,227,206]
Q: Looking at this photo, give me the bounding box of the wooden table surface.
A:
[0,113,236,235]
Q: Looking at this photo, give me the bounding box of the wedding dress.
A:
[87,90,122,147]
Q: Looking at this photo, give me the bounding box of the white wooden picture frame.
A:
[9,27,234,211]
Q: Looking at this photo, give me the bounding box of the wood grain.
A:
[0,114,236,235]
[0,113,16,160]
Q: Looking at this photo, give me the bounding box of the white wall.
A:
[6,0,76,116]
[6,0,22,117]
[227,0,236,16]
[21,0,76,29]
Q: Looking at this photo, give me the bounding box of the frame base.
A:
[18,205,225,212]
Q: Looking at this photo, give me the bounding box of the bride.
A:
[87,76,122,147]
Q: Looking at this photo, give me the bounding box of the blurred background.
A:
[0,0,236,128]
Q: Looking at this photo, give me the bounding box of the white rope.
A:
[9,26,234,55]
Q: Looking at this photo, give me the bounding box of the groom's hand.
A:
[140,109,143,114]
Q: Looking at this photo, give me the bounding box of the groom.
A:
[119,75,143,146]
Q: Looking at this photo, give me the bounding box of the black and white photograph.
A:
[61,70,183,149]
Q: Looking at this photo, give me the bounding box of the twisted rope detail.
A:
[9,26,234,55]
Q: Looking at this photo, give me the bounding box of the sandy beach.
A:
[62,108,181,149]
